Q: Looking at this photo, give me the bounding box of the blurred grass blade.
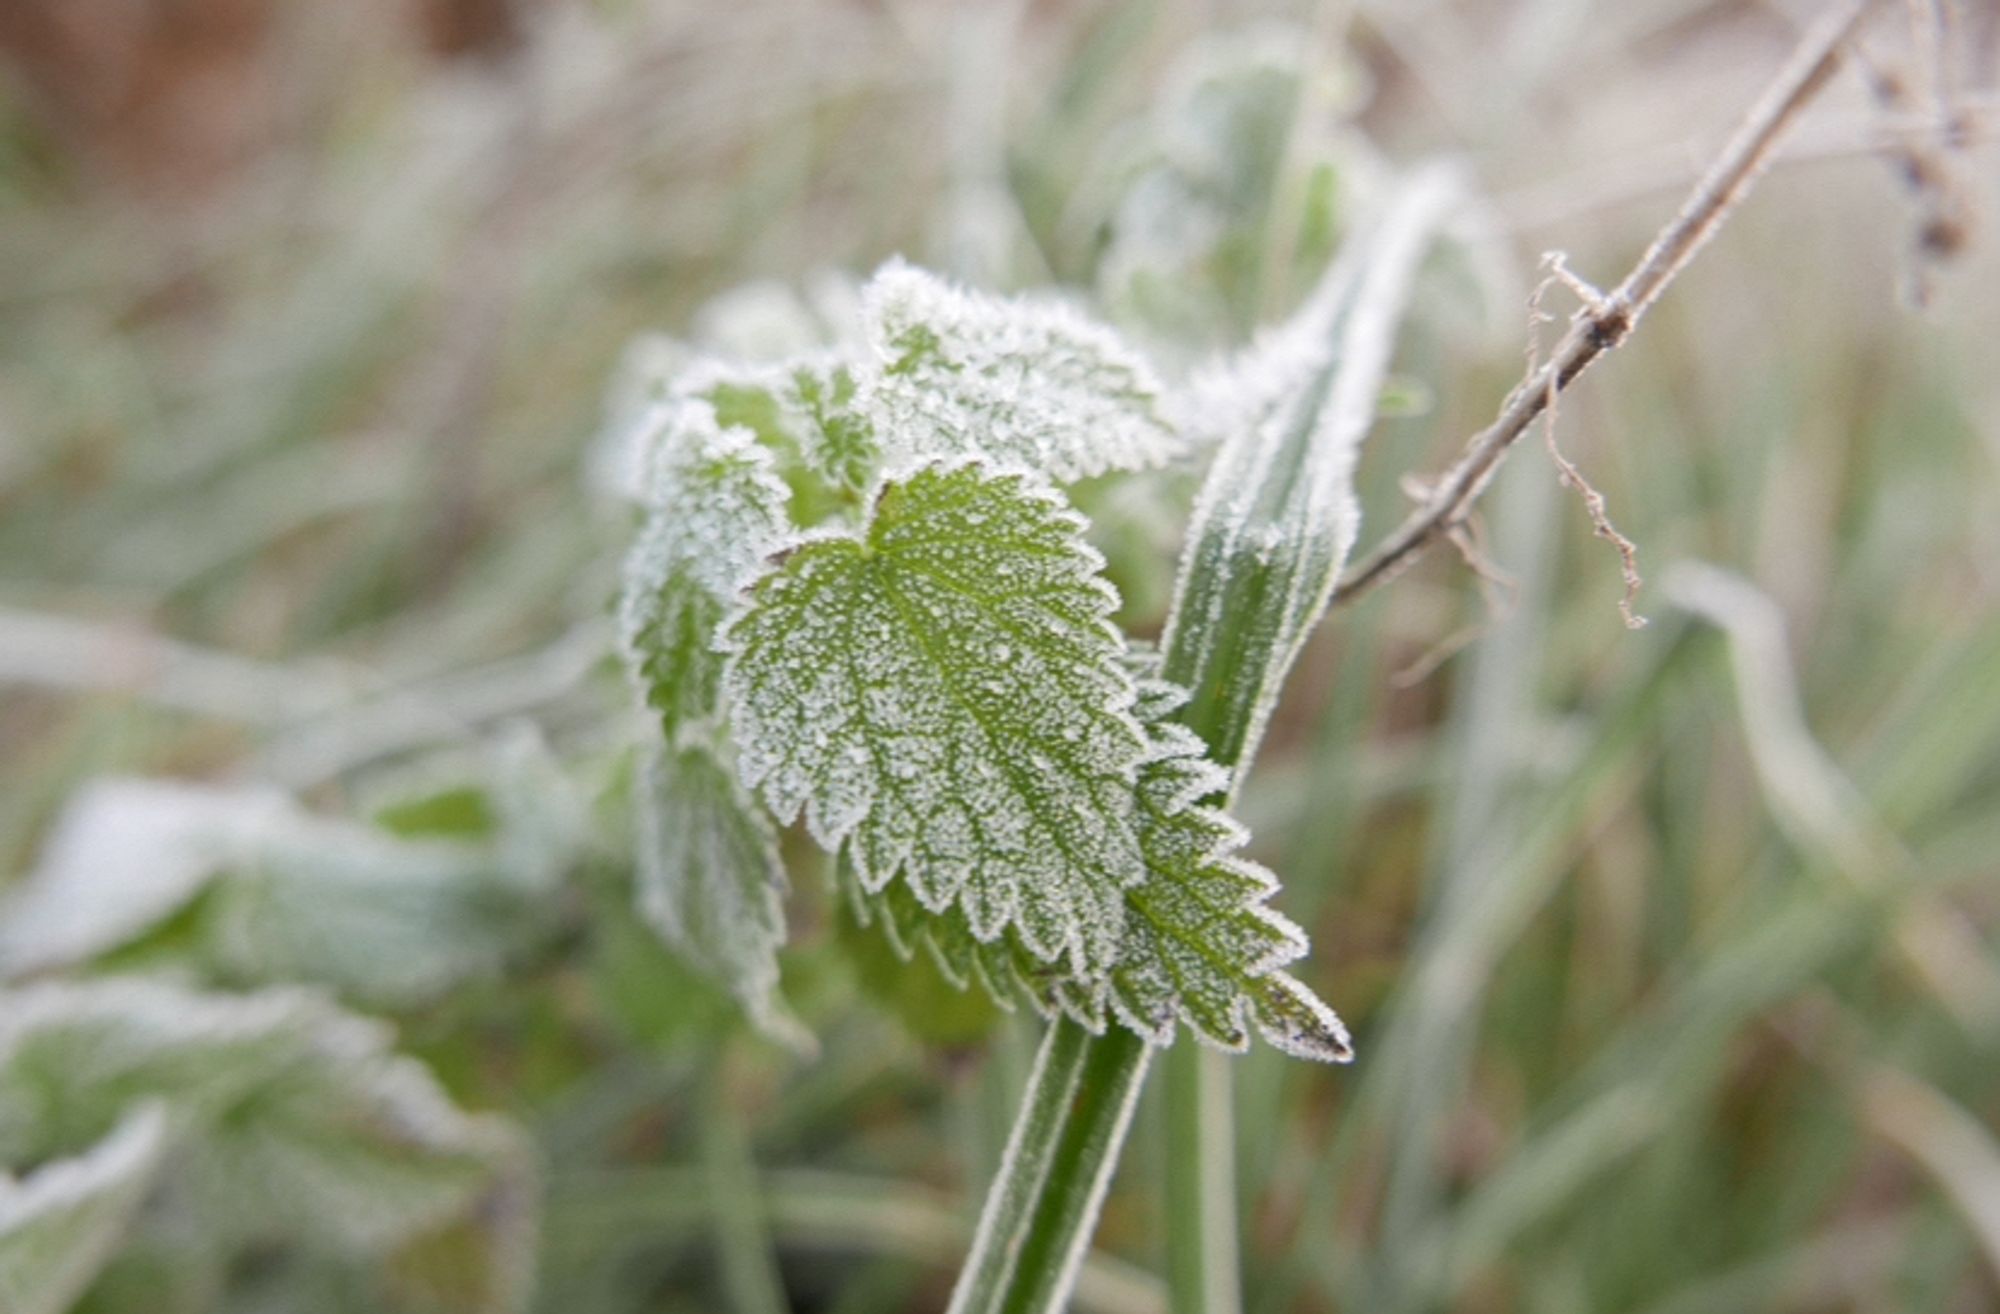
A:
[1666,560,2000,1029]
[703,1061,791,1314]
[1861,1066,2000,1285]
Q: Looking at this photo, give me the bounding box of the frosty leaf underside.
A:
[621,401,794,741]
[637,744,805,1050]
[725,461,1149,978]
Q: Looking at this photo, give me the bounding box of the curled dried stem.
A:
[1328,0,1891,612]
[1532,252,1648,630]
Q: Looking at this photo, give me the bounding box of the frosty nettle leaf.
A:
[621,398,794,741]
[0,770,576,1006]
[0,1103,168,1314]
[0,979,532,1289]
[637,743,806,1051]
[859,260,1185,482]
[1101,721,1349,1060]
[724,460,1149,978]
[847,699,1350,1062]
[617,396,819,1046]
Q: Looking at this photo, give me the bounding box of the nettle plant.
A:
[619,167,1463,1309]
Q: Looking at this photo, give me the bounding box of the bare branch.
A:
[1329,0,1891,612]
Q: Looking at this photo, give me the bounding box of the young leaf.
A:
[724,460,1148,977]
[1163,163,1465,771]
[0,1103,168,1314]
[1094,21,1355,344]
[621,399,794,740]
[636,742,808,1052]
[859,260,1184,482]
[788,360,878,492]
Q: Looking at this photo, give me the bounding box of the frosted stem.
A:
[949,1018,1098,1313]
[1001,1027,1154,1314]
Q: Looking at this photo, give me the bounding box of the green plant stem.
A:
[997,1025,1154,1314]
[948,1017,1098,1313]
[949,1021,1154,1314]
[1164,1043,1242,1314]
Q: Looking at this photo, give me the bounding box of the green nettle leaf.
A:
[636,743,807,1052]
[621,399,794,741]
[1104,722,1350,1061]
[848,703,1349,1062]
[724,460,1149,977]
[0,980,532,1299]
[0,1103,169,1314]
[858,260,1185,482]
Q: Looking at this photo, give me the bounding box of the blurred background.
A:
[2,2,1998,1312]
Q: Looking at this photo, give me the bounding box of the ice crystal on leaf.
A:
[621,400,794,741]
[724,460,1149,978]
[636,743,807,1052]
[859,260,1184,483]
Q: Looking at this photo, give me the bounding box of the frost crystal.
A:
[637,743,807,1052]
[724,461,1149,977]
[620,399,794,740]
[858,260,1184,483]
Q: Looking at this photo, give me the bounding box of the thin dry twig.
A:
[1328,0,1892,612]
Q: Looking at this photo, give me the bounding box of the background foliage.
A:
[2,2,1997,1311]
